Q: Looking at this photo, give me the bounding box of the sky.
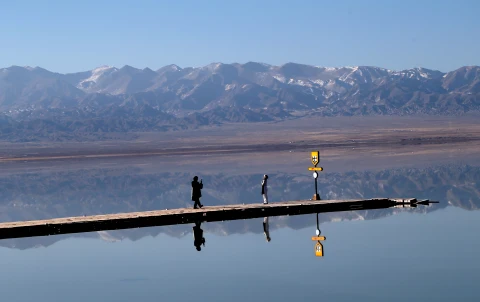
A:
[0,0,478,73]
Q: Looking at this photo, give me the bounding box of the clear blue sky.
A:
[1,0,478,73]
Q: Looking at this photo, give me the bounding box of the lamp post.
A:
[309,151,322,200]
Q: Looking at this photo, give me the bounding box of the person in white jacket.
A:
[261,174,268,204]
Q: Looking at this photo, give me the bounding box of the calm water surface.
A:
[0,160,478,301]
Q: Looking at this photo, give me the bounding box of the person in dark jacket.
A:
[191,176,204,209]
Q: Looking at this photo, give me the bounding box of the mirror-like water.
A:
[0,159,478,301]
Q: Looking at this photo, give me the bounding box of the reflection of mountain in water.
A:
[0,164,478,249]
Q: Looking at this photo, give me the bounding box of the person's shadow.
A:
[193,221,206,251]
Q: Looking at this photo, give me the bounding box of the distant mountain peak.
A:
[120,65,138,72]
[166,64,181,71]
[203,62,223,71]
[4,65,33,71]
[77,65,118,90]
[241,61,272,72]
[157,64,182,73]
[94,65,115,70]
[244,61,271,67]
[0,61,479,121]
[390,67,445,80]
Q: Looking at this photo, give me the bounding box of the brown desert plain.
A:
[0,115,479,175]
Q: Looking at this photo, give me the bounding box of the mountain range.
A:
[0,62,479,141]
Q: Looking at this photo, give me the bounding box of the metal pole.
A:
[313,172,320,200]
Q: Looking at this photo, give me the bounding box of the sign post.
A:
[309,151,322,200]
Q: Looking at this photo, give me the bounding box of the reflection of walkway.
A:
[0,198,431,240]
[263,217,271,242]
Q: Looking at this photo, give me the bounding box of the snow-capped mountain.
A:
[1,62,479,113]
[0,62,479,141]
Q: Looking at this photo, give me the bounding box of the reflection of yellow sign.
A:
[308,167,323,171]
[315,242,324,257]
[311,236,326,241]
[311,151,319,166]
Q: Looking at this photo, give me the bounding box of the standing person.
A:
[191,176,204,209]
[261,174,268,204]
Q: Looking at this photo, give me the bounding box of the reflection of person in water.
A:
[263,217,271,242]
[193,221,206,251]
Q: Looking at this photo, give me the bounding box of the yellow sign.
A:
[311,236,326,241]
[315,242,324,257]
[311,151,319,166]
[308,167,323,171]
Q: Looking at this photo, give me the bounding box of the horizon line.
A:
[1,62,478,75]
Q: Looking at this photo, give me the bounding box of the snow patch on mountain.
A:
[77,65,117,89]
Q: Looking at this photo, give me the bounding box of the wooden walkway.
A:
[0,198,432,240]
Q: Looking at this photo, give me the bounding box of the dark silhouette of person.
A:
[263,217,271,242]
[193,221,206,251]
[191,176,204,209]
